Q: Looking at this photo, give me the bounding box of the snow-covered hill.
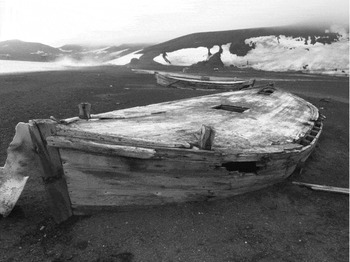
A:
[148,25,349,76]
[1,24,348,76]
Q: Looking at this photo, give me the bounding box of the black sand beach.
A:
[0,66,348,261]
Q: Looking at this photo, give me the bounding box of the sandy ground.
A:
[0,66,348,262]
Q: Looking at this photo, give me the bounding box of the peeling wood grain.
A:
[47,136,157,159]
[28,120,72,223]
[58,89,319,153]
[59,145,309,208]
[56,125,191,149]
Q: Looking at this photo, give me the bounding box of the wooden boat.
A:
[155,71,255,90]
[0,85,323,223]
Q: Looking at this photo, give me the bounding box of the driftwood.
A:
[292,181,349,194]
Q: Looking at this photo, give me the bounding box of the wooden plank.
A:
[28,120,72,223]
[70,181,275,215]
[56,125,191,149]
[292,182,349,194]
[51,132,264,163]
[64,167,288,192]
[69,181,282,210]
[59,149,219,176]
[48,136,310,168]
[47,136,157,159]
[70,180,279,215]
[55,124,310,161]
[60,148,290,208]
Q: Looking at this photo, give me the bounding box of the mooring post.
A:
[198,125,215,150]
[78,103,91,120]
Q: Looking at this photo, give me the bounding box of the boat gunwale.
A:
[160,74,250,85]
[155,71,248,81]
[44,121,323,162]
[34,86,322,161]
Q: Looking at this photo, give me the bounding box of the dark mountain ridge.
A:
[0,39,61,61]
[0,40,149,62]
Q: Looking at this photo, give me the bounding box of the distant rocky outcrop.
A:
[190,47,224,69]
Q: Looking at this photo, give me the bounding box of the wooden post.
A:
[198,125,215,150]
[78,103,91,120]
[28,120,73,223]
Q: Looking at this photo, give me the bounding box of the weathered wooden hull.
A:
[55,134,320,212]
[1,86,323,222]
[155,72,255,90]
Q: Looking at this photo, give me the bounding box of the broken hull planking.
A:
[52,135,320,212]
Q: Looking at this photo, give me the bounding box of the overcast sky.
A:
[0,0,348,47]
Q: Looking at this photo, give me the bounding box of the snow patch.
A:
[221,35,349,74]
[107,50,143,65]
[154,33,348,75]
[153,46,220,66]
[109,48,128,57]
[59,48,73,53]
[0,58,100,74]
[0,60,66,74]
[329,25,349,39]
[30,50,47,55]
[80,46,111,55]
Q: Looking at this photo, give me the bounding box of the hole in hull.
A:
[221,161,258,173]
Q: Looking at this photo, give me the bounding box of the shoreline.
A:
[0,60,348,77]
